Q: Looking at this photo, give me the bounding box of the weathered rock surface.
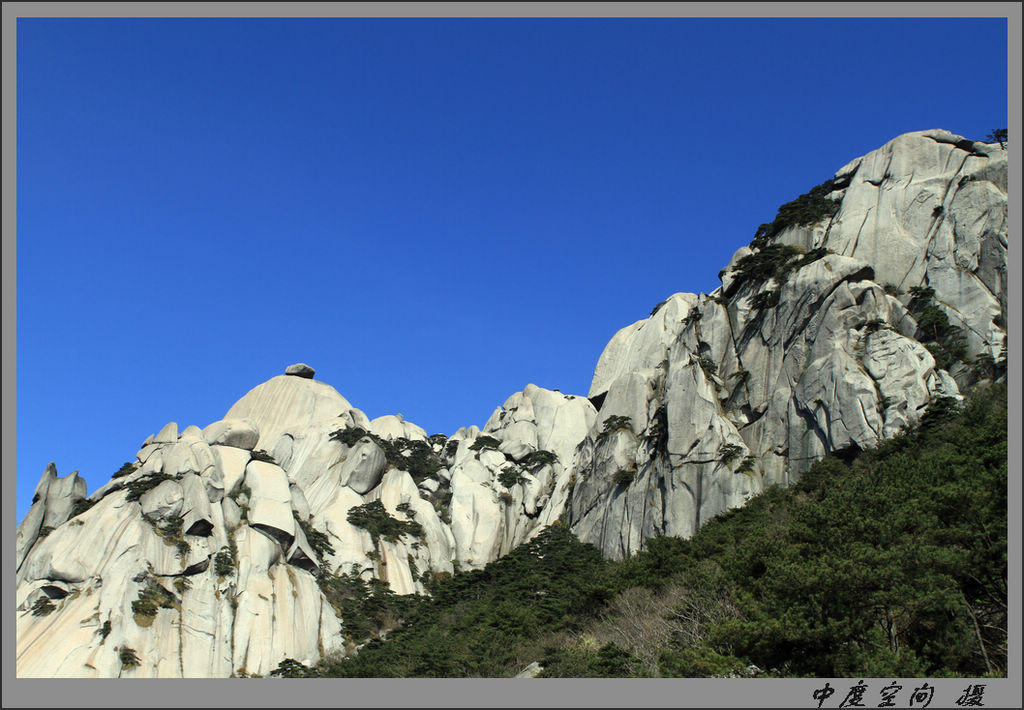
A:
[16,130,1007,677]
[566,129,1006,558]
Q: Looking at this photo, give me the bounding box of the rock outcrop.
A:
[16,129,1007,677]
[567,129,1006,558]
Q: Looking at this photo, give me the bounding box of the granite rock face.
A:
[567,129,1006,558]
[16,130,1007,676]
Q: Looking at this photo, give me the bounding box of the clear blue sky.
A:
[16,17,1008,521]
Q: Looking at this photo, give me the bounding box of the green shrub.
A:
[540,641,647,678]
[750,290,780,311]
[347,500,423,544]
[315,570,421,644]
[141,513,191,558]
[696,356,719,376]
[160,515,183,538]
[469,436,502,452]
[650,299,668,317]
[729,369,750,382]
[907,285,936,312]
[733,244,803,282]
[719,443,743,465]
[430,486,454,524]
[99,620,112,641]
[36,525,56,540]
[298,518,336,560]
[646,406,668,450]
[214,552,235,577]
[132,582,176,620]
[174,576,192,594]
[863,318,888,334]
[175,539,191,558]
[971,353,998,380]
[270,658,317,678]
[984,128,1007,146]
[112,461,138,480]
[658,646,750,678]
[749,176,847,248]
[444,438,461,458]
[277,385,1007,679]
[498,466,525,488]
[690,384,1007,678]
[907,286,969,367]
[382,438,444,482]
[31,596,56,617]
[598,415,633,441]
[428,433,449,448]
[736,456,757,475]
[249,449,277,464]
[330,427,370,447]
[70,498,96,518]
[125,472,174,502]
[919,396,962,430]
[731,243,830,292]
[520,449,558,469]
[612,469,636,486]
[119,646,141,669]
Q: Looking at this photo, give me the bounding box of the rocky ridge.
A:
[16,129,1008,677]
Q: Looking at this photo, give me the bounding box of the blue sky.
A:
[16,17,1008,521]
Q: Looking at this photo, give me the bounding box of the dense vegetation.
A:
[906,286,969,368]
[329,428,445,483]
[750,177,849,249]
[728,244,830,294]
[346,500,423,544]
[271,383,1006,678]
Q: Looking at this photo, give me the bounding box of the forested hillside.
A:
[271,383,1007,678]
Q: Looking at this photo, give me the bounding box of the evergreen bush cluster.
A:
[141,513,191,558]
[31,596,56,617]
[906,286,968,367]
[330,428,446,483]
[498,466,525,489]
[112,461,138,480]
[750,177,849,249]
[119,646,141,669]
[520,449,558,469]
[749,290,780,311]
[719,443,743,466]
[297,518,336,561]
[695,356,718,376]
[131,582,177,621]
[730,245,830,293]
[214,540,238,577]
[70,498,96,518]
[596,416,633,443]
[612,469,636,487]
[125,473,175,503]
[248,449,277,464]
[469,436,502,452]
[347,500,423,544]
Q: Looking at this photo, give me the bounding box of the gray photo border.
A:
[3,2,1020,708]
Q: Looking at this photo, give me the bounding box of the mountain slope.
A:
[15,129,1008,678]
